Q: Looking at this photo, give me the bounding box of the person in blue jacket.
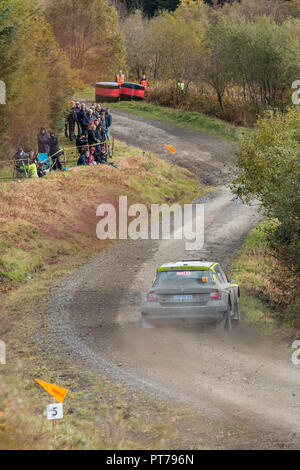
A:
[77,149,89,166]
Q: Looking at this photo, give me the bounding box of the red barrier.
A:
[95,82,120,103]
[120,82,145,101]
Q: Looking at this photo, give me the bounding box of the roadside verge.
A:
[231,221,300,337]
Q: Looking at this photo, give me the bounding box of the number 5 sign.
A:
[47,403,63,421]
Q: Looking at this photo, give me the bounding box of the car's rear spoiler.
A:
[157,266,210,272]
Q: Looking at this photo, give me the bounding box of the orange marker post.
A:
[36,379,68,439]
[35,379,68,403]
[164,144,177,154]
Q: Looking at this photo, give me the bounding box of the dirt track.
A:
[110,109,235,186]
[46,112,300,449]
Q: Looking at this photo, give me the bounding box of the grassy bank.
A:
[0,141,210,449]
[231,222,300,336]
[0,140,203,291]
[75,84,242,142]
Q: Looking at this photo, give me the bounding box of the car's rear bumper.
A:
[142,302,226,325]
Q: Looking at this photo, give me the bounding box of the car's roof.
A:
[159,261,216,269]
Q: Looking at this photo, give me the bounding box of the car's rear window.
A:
[154,270,214,287]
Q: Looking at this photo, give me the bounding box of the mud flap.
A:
[141,314,154,329]
[216,309,231,331]
[232,300,240,326]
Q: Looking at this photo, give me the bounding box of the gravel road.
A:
[111,109,235,185]
[45,111,300,449]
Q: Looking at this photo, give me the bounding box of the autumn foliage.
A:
[0,0,73,156]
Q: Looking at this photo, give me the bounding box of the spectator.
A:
[27,149,38,178]
[76,134,88,155]
[177,79,185,92]
[79,103,88,135]
[95,104,104,116]
[140,74,149,89]
[99,111,108,153]
[37,127,50,154]
[66,101,78,141]
[13,146,28,164]
[74,102,82,137]
[13,146,29,175]
[94,119,102,154]
[77,149,89,166]
[116,70,125,86]
[49,131,63,170]
[105,108,112,141]
[28,149,37,163]
[88,124,99,147]
[98,146,108,164]
[89,147,97,165]
[86,109,95,129]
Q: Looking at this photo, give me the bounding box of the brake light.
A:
[147,292,158,302]
[210,290,221,300]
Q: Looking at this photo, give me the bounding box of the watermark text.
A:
[0,340,6,365]
[96,196,204,251]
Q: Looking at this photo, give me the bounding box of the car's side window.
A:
[214,266,224,284]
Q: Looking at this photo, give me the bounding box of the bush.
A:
[232,106,300,273]
[146,81,257,126]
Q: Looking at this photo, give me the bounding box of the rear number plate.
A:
[173,295,193,302]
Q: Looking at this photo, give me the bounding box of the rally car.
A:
[141,261,240,330]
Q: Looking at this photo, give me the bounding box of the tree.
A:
[200,12,232,110]
[121,10,151,80]
[232,107,300,272]
[147,3,206,90]
[209,13,300,113]
[46,0,125,81]
[0,0,72,155]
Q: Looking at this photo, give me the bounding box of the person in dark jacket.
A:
[77,150,89,166]
[76,134,88,155]
[67,101,77,141]
[49,131,63,170]
[88,124,99,147]
[105,108,112,141]
[78,103,88,135]
[74,102,82,137]
[99,111,108,153]
[94,119,102,155]
[37,127,50,154]
[95,104,104,116]
[13,146,28,172]
[98,146,108,164]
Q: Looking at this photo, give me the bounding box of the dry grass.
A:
[0,140,201,292]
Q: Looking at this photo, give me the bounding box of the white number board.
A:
[46,403,63,421]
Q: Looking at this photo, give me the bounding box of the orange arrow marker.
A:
[35,379,69,403]
[164,144,177,154]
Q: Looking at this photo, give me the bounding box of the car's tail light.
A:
[210,290,221,300]
[147,292,158,302]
